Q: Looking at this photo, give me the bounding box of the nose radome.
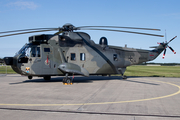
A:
[3,57,13,65]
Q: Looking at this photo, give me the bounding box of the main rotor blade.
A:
[80,28,164,37]
[77,26,161,31]
[54,30,64,35]
[0,28,58,34]
[0,29,58,37]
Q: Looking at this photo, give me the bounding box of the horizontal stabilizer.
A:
[149,46,159,48]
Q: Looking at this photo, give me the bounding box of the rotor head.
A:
[62,23,75,31]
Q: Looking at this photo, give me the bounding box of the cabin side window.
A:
[71,53,76,61]
[80,53,86,61]
[113,54,118,61]
[44,48,50,52]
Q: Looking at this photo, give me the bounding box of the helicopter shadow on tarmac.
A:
[9,76,159,86]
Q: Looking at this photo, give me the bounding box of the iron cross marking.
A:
[128,56,134,62]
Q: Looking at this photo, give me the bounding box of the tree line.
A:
[140,62,180,66]
[0,58,4,64]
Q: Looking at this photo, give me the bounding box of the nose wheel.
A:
[28,76,33,80]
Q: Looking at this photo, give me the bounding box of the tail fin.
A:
[148,44,165,61]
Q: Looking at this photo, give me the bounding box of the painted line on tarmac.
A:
[0,79,180,106]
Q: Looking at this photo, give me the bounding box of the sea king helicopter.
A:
[2,23,177,84]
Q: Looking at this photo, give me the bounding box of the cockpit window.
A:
[37,47,40,57]
[31,47,41,57]
[16,43,41,57]
[17,43,29,55]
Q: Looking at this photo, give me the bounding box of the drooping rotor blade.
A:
[0,28,58,34]
[77,26,161,31]
[0,29,58,37]
[0,23,165,37]
[168,46,176,54]
[168,36,177,44]
[80,28,164,37]
[54,30,64,35]
[162,48,166,59]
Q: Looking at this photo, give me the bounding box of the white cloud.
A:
[7,1,38,10]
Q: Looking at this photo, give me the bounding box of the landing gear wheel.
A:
[122,75,127,79]
[44,76,51,80]
[63,78,66,83]
[28,76,33,80]
[66,78,72,83]
[63,77,72,85]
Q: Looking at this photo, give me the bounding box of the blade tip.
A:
[154,29,161,31]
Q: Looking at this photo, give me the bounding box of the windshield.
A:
[16,43,41,57]
[16,43,30,56]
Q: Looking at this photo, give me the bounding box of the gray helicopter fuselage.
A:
[8,32,164,77]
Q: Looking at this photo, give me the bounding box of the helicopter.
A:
[2,23,177,84]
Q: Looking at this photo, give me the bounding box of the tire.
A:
[122,75,127,79]
[63,78,66,83]
[28,76,33,80]
[44,76,51,80]
[66,78,72,83]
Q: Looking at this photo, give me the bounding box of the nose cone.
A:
[3,57,22,74]
[3,57,14,65]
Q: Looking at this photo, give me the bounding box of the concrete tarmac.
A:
[0,74,180,120]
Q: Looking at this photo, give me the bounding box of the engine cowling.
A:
[99,37,108,47]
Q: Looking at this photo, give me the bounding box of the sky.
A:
[0,0,180,63]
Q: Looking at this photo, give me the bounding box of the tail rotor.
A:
[168,46,176,54]
[162,48,167,59]
[159,36,177,59]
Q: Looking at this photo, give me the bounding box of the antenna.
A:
[165,29,167,42]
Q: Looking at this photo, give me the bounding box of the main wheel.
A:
[28,76,33,80]
[66,78,72,83]
[44,76,51,80]
[63,77,72,84]
[122,75,127,79]
[63,78,66,83]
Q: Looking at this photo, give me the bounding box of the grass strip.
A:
[0,65,180,77]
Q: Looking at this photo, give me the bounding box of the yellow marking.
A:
[63,83,73,85]
[0,79,180,106]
